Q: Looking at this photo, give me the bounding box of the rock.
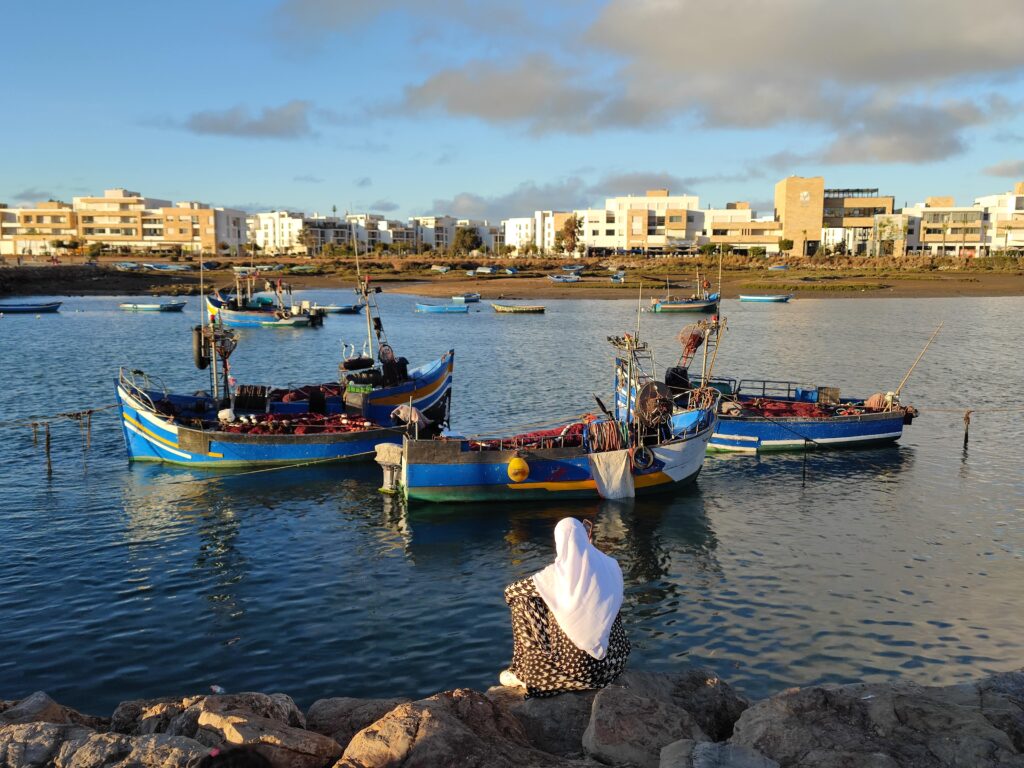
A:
[660,739,779,768]
[616,669,749,741]
[54,732,207,768]
[0,693,106,731]
[196,709,342,768]
[110,698,187,736]
[337,688,564,768]
[485,685,596,757]
[305,697,408,751]
[731,677,1024,767]
[0,722,94,768]
[583,687,708,768]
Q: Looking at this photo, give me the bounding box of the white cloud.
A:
[184,101,314,139]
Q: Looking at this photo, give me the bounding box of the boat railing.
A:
[735,379,816,400]
[118,367,167,412]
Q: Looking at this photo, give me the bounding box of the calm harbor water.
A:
[1,290,1022,714]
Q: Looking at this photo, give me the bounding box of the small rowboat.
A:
[0,301,63,314]
[452,292,481,303]
[562,264,585,273]
[738,294,793,303]
[119,301,188,312]
[492,303,545,314]
[768,264,789,271]
[415,303,469,314]
[317,304,364,314]
[548,274,581,283]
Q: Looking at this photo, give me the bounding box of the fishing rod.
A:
[895,321,943,396]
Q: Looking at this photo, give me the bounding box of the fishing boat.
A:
[206,274,326,328]
[738,294,793,303]
[118,301,188,312]
[650,268,719,313]
[0,301,62,314]
[451,292,481,303]
[415,303,469,314]
[316,304,364,314]
[491,303,545,314]
[548,274,581,283]
[561,264,585,273]
[377,332,718,503]
[117,274,455,468]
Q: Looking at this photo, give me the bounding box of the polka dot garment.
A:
[504,577,630,698]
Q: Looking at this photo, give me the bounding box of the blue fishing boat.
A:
[768,264,789,271]
[505,267,518,275]
[451,292,481,303]
[415,303,470,314]
[0,301,62,314]
[119,301,187,312]
[317,303,364,314]
[738,294,793,303]
[114,262,140,271]
[377,332,718,503]
[206,296,313,327]
[548,274,581,283]
[475,266,498,275]
[117,277,456,468]
[143,263,192,272]
[206,274,326,328]
[562,264,585,273]
[650,293,719,313]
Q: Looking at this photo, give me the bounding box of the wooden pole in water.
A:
[44,422,52,476]
[963,409,972,448]
[895,321,943,396]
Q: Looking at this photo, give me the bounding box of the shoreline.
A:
[2,263,1024,301]
[2,665,1021,767]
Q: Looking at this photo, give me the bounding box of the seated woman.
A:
[501,517,630,697]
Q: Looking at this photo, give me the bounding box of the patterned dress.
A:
[504,577,630,698]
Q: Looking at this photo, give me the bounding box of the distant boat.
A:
[738,294,793,303]
[451,293,481,303]
[465,270,476,277]
[610,271,626,284]
[0,301,62,314]
[317,304,364,314]
[768,264,789,271]
[143,263,191,272]
[475,266,498,275]
[415,303,470,314]
[288,265,318,274]
[548,274,581,283]
[119,301,188,312]
[114,262,140,272]
[505,267,518,275]
[650,293,719,313]
[431,265,450,273]
[492,303,545,314]
[561,264,585,273]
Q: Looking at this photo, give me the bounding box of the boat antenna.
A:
[352,220,375,361]
[894,321,943,396]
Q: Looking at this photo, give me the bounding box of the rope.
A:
[0,403,119,429]
[153,454,357,486]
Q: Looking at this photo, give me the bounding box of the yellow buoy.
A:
[507,456,529,483]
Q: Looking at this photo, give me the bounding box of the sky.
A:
[3,0,1024,221]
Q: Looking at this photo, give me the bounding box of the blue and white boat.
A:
[650,292,719,313]
[610,271,626,283]
[451,292,481,303]
[117,279,455,468]
[0,301,62,314]
[768,264,789,271]
[316,303,364,314]
[119,301,188,312]
[206,275,326,328]
[548,274,581,283]
[561,264,585,273]
[738,294,793,303]
[504,267,519,275]
[378,332,718,503]
[415,303,470,314]
[143,263,192,272]
[703,378,916,453]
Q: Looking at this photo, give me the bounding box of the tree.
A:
[553,231,565,254]
[449,226,483,256]
[750,246,766,258]
[86,242,103,261]
[778,238,794,254]
[698,243,717,256]
[298,227,319,257]
[560,214,582,255]
[50,239,65,253]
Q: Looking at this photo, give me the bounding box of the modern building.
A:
[0,188,247,256]
[248,211,307,254]
[823,188,895,254]
[502,217,536,251]
[774,176,825,256]
[973,182,1024,253]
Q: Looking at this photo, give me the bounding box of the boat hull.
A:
[401,424,714,503]
[206,296,311,327]
[0,302,62,313]
[706,410,906,453]
[415,303,469,313]
[738,295,793,303]
[491,303,545,314]
[320,304,364,314]
[651,300,718,313]
[119,302,187,312]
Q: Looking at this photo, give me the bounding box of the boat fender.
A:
[508,456,530,483]
[193,325,210,370]
[632,446,655,471]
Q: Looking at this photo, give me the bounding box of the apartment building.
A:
[0,188,246,256]
[823,188,895,254]
[697,204,783,254]
[973,182,1024,253]
[502,217,535,251]
[774,176,824,256]
[248,211,306,254]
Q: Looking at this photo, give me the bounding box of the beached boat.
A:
[118,277,456,468]
[738,294,793,303]
[431,265,450,274]
[561,264,585,273]
[475,266,498,275]
[451,293,481,303]
[548,274,581,283]
[114,262,140,272]
[0,301,62,314]
[505,267,518,275]
[768,264,789,271]
[143,263,192,272]
[415,303,470,314]
[610,271,626,284]
[119,301,188,312]
[377,332,718,503]
[491,303,545,314]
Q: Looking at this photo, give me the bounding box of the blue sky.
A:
[3,0,1024,221]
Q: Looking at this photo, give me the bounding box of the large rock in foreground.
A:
[305,697,409,752]
[485,686,596,757]
[732,675,1024,767]
[196,709,341,768]
[0,693,107,731]
[337,688,566,768]
[0,722,207,768]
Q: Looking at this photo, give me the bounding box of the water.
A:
[1,291,1022,714]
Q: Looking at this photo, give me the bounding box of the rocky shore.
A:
[3,666,1023,767]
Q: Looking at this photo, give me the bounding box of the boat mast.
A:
[352,220,375,360]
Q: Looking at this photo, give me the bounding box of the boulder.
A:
[112,692,306,740]
[54,732,207,768]
[583,687,708,768]
[305,698,408,751]
[616,669,749,741]
[196,709,342,768]
[337,688,565,768]
[0,694,106,731]
[0,722,94,768]
[110,698,189,736]
[485,685,596,757]
[660,739,779,768]
[731,677,1024,767]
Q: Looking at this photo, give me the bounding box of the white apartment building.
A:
[247,211,306,254]
[502,217,535,251]
[974,183,1024,252]
[410,215,457,252]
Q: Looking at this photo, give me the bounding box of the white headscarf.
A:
[532,517,625,660]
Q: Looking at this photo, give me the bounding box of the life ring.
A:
[632,446,655,471]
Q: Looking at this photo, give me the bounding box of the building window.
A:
[668,215,682,223]
[605,229,615,236]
